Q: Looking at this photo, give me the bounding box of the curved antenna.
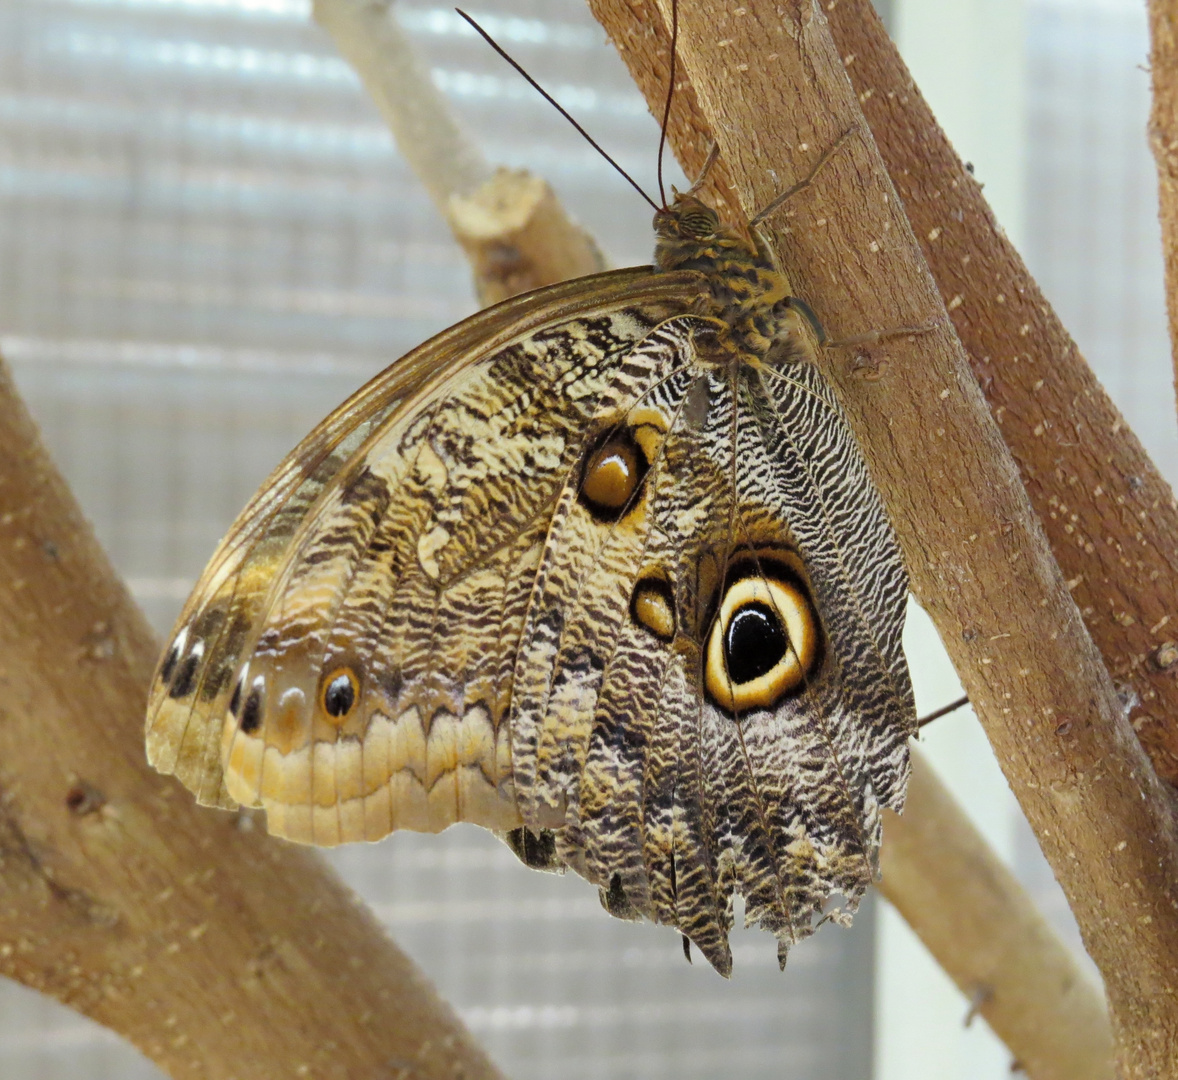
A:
[456,9,659,212]
[655,0,680,208]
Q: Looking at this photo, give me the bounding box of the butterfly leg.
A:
[685,141,722,195]
[823,321,938,351]
[750,125,861,227]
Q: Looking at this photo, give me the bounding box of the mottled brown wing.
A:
[508,316,914,975]
[145,267,698,829]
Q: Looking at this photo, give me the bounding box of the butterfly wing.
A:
[508,315,914,973]
[146,274,913,974]
[145,268,699,830]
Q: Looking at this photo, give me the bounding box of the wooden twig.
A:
[883,749,1113,1080]
[312,0,604,303]
[588,0,1178,1075]
[0,358,505,1080]
[1149,0,1178,406]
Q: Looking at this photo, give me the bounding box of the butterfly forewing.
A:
[147,269,696,840]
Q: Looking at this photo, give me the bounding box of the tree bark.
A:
[1150,0,1178,407]
[0,358,506,1080]
[833,0,1178,786]
[883,749,1113,1080]
[588,0,1178,1075]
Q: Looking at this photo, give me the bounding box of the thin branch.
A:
[881,749,1113,1080]
[312,0,489,204]
[0,358,506,1080]
[312,0,604,303]
[587,0,1178,1074]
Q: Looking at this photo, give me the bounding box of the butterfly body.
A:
[146,193,914,974]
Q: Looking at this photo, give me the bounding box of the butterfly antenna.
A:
[456,9,659,212]
[655,0,680,208]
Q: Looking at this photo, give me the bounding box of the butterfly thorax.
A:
[653,193,797,360]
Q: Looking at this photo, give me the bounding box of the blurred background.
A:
[0,0,1173,1077]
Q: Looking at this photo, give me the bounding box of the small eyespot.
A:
[159,636,182,685]
[704,559,822,714]
[580,431,646,519]
[240,677,264,734]
[168,638,203,700]
[631,575,676,641]
[321,667,359,722]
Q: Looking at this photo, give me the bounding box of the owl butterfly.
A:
[145,55,915,977]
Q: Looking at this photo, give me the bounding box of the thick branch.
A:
[589,1,1178,1075]
[832,0,1178,785]
[312,0,603,303]
[1150,0,1178,403]
[0,358,505,1080]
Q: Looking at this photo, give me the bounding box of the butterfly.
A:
[144,163,915,975]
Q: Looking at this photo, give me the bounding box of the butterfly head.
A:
[654,193,801,360]
[653,193,753,270]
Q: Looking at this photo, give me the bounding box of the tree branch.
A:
[1150,0,1178,412]
[588,0,1178,1074]
[0,358,505,1080]
[311,0,604,303]
[833,0,1178,785]
[884,750,1113,1080]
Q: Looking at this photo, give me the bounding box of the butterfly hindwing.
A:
[509,316,914,970]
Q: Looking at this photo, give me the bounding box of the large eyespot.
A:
[320,666,359,723]
[704,558,822,714]
[579,410,669,521]
[631,573,676,641]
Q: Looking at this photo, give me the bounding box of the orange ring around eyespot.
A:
[320,666,359,723]
[705,576,819,713]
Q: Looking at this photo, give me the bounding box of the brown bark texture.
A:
[587,0,1178,1074]
[883,750,1113,1080]
[1150,0,1178,407]
[0,358,505,1080]
[836,0,1178,787]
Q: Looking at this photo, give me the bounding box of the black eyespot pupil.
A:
[724,602,787,685]
[160,643,180,684]
[324,674,355,718]
[240,687,263,733]
[168,650,200,699]
[228,677,243,718]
